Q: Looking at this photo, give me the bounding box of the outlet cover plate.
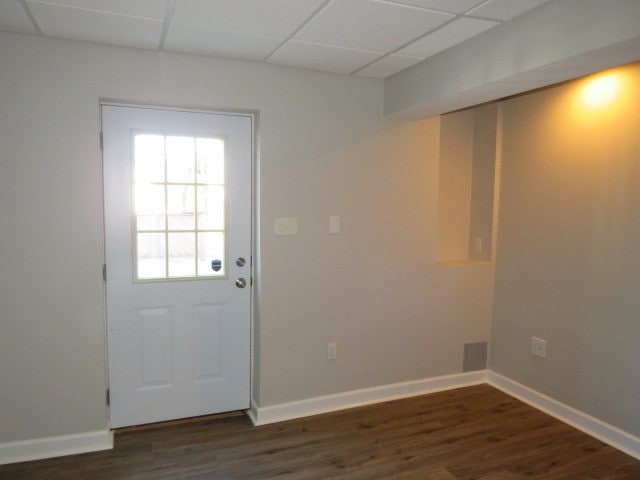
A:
[531,337,547,358]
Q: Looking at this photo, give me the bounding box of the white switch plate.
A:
[329,216,340,234]
[531,337,547,358]
[274,217,298,236]
[474,237,482,253]
[327,342,338,360]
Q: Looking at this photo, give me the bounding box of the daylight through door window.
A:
[133,133,226,280]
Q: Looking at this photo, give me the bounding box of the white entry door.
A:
[102,105,252,428]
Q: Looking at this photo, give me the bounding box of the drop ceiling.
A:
[0,0,552,78]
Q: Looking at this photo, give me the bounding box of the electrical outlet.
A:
[327,342,338,360]
[531,337,547,358]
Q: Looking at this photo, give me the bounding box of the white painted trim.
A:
[6,371,635,465]
[246,400,259,426]
[250,371,487,426]
[0,430,113,466]
[250,370,640,461]
[487,371,640,461]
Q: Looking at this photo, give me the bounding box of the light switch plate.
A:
[274,217,298,235]
[474,237,482,253]
[329,216,340,234]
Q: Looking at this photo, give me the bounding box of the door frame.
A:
[99,100,258,427]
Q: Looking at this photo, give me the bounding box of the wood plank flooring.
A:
[2,385,639,479]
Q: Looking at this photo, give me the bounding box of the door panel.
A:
[102,105,252,428]
[194,304,223,379]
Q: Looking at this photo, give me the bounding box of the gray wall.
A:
[0,32,495,444]
[490,63,640,436]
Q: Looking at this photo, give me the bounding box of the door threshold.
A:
[113,410,247,434]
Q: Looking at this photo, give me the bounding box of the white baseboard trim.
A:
[246,399,259,426]
[249,370,487,426]
[0,429,114,466]
[5,372,636,464]
[487,371,640,461]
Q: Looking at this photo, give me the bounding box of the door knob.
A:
[235,278,247,289]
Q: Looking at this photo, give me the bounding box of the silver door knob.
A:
[236,257,246,267]
[235,278,247,289]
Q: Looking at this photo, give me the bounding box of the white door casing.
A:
[102,105,252,428]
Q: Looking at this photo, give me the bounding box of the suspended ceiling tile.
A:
[384,0,488,14]
[0,0,37,34]
[295,0,453,53]
[28,0,168,20]
[398,17,500,58]
[171,0,327,37]
[165,24,284,62]
[3,0,559,78]
[355,54,424,79]
[267,40,381,75]
[468,0,552,21]
[27,1,163,49]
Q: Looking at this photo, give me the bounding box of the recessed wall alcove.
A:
[437,103,498,265]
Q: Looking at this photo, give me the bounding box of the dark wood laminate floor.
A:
[2,385,639,479]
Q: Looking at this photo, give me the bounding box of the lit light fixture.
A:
[581,73,621,108]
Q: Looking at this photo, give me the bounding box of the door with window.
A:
[102,105,252,428]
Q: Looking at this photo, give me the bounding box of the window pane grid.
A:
[143,182,225,186]
[137,229,225,233]
[134,133,225,281]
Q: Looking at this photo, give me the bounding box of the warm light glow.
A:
[581,74,621,108]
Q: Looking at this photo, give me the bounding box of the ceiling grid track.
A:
[17,0,42,35]
[158,0,178,51]
[261,0,333,62]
